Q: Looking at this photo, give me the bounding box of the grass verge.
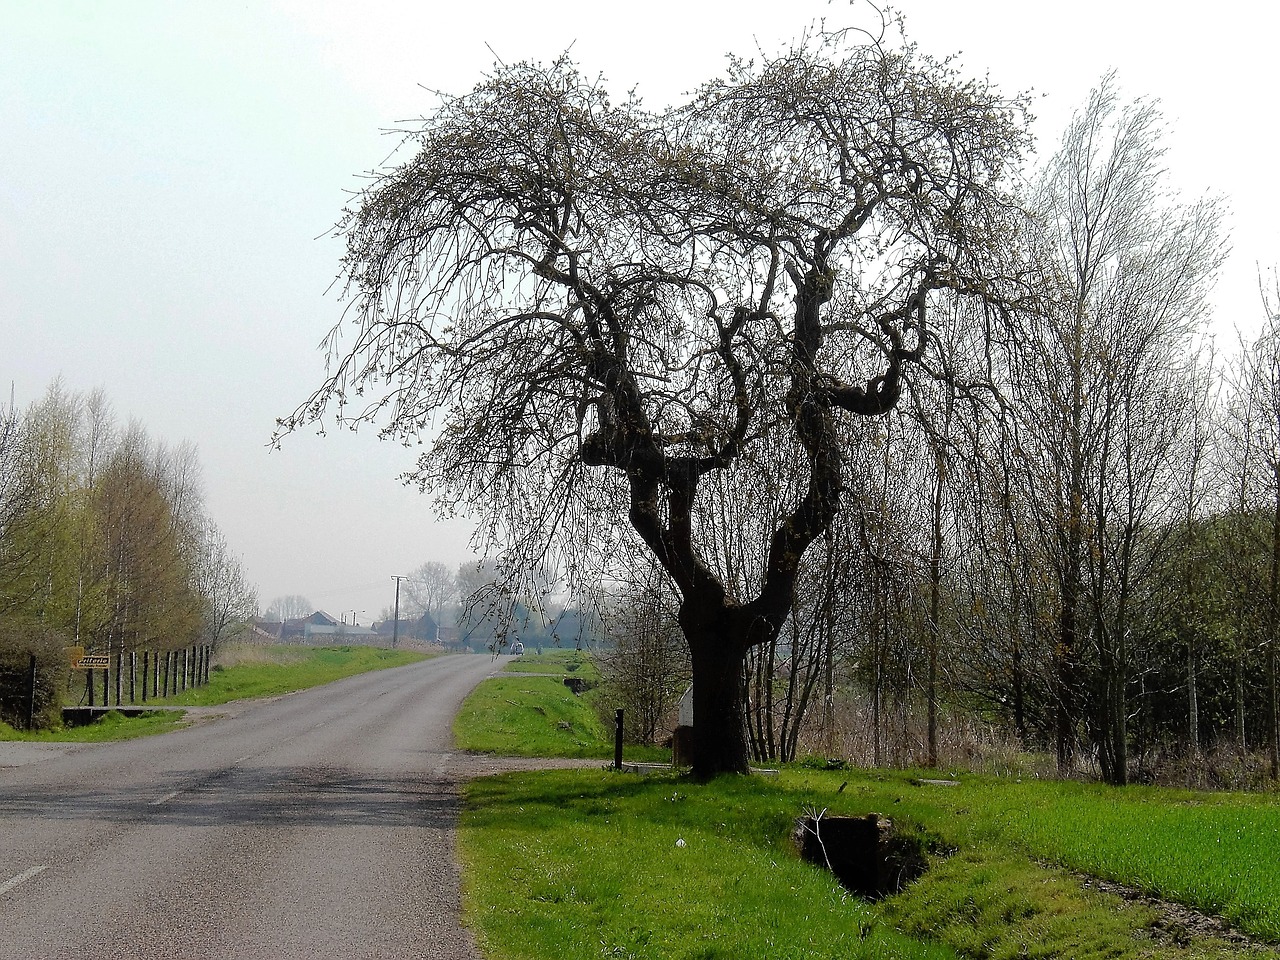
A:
[501,648,597,676]
[2,644,431,742]
[0,710,186,742]
[454,674,613,757]
[454,651,669,763]
[461,769,960,960]
[165,643,430,707]
[460,767,1280,960]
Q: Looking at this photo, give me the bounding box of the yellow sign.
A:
[65,646,84,668]
[74,654,110,670]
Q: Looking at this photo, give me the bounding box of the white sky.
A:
[3,0,1277,623]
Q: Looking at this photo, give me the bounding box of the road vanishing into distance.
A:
[0,654,531,960]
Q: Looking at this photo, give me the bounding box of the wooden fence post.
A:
[614,709,624,771]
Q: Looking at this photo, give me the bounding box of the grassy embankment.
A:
[454,648,668,763]
[456,652,1280,960]
[0,644,430,742]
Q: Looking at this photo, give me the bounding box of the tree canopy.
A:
[286,19,1029,776]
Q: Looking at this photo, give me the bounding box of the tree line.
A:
[282,12,1274,781]
[0,382,257,727]
[597,76,1280,788]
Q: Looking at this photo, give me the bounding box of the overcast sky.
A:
[3,1,1276,623]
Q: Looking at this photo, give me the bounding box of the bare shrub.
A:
[0,619,69,729]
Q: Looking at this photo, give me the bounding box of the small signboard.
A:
[74,654,110,670]
[65,646,85,668]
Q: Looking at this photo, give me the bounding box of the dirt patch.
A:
[443,753,604,779]
[1067,868,1272,954]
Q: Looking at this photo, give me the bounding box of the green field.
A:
[454,653,1280,960]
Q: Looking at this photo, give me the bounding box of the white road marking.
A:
[0,865,47,897]
[150,790,180,806]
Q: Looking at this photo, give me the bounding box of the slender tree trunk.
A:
[927,446,944,768]
[1187,642,1200,758]
[1236,650,1248,757]
[1271,476,1280,780]
[1113,627,1128,786]
[1057,568,1080,774]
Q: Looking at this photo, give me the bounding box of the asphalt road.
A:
[0,653,517,960]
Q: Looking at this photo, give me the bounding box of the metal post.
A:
[614,709,624,771]
[87,668,95,707]
[129,651,136,704]
[102,665,109,706]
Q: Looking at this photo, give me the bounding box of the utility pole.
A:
[391,576,407,648]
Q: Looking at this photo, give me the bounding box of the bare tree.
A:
[1013,75,1225,782]
[1225,274,1280,779]
[596,572,690,746]
[196,522,258,649]
[404,560,456,622]
[265,595,313,621]
[284,21,1028,777]
[0,394,39,616]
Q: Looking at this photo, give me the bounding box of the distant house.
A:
[303,623,379,643]
[373,611,439,645]
[253,611,341,644]
[251,620,284,642]
[284,611,340,643]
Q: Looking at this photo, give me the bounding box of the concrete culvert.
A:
[793,812,929,899]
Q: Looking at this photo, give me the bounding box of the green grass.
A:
[164,643,430,706]
[454,653,669,763]
[459,766,1280,959]
[461,769,961,960]
[0,710,186,741]
[454,675,614,758]
[503,648,598,677]
[785,769,1280,955]
[2,644,431,742]
[911,775,1280,944]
